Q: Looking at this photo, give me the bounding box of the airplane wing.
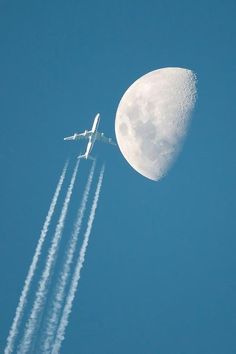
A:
[64,131,92,141]
[96,133,117,146]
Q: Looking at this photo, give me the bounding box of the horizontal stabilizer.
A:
[77,154,95,161]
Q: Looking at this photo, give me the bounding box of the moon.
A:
[115,67,197,181]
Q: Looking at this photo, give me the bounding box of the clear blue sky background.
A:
[0,1,236,353]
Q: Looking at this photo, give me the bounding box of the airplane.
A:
[64,113,116,160]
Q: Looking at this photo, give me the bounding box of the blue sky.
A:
[0,0,236,353]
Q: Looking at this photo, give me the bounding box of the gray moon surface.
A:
[115,67,197,181]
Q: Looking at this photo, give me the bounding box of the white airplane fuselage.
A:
[83,113,100,159]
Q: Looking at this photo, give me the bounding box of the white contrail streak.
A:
[52,165,105,354]
[4,162,68,354]
[41,161,96,353]
[18,160,79,354]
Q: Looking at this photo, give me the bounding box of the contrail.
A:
[41,161,96,353]
[18,160,79,354]
[52,165,105,354]
[4,162,68,354]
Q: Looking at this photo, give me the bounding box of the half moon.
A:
[115,67,197,181]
